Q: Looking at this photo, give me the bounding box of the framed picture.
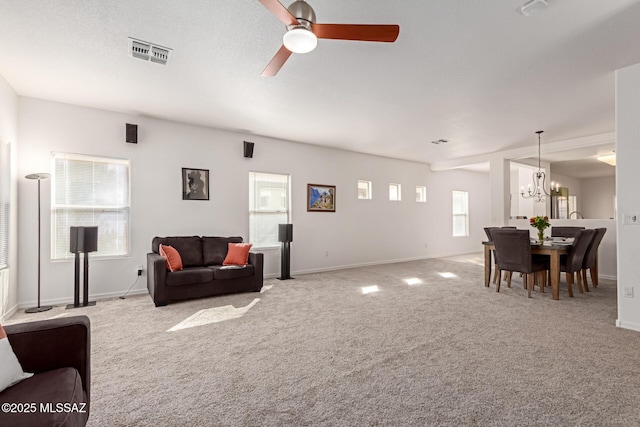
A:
[307,184,336,212]
[182,168,209,200]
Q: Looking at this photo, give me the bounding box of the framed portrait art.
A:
[307,184,336,212]
[182,168,209,200]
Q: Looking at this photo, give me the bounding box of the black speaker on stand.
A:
[278,224,293,280]
[67,226,98,309]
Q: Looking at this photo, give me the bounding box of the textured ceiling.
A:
[1,0,639,167]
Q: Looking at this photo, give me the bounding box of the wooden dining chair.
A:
[484,227,502,285]
[581,228,607,290]
[484,226,517,286]
[559,229,596,297]
[491,229,549,297]
[551,226,585,238]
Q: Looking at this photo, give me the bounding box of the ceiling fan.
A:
[258,0,400,76]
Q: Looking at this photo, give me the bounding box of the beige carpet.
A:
[7,257,640,426]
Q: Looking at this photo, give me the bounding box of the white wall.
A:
[16,97,491,307]
[615,62,640,332]
[425,168,491,257]
[581,176,615,219]
[0,74,18,321]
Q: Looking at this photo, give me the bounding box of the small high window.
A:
[416,186,427,203]
[358,180,372,200]
[389,183,401,201]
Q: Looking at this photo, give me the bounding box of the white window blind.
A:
[0,140,9,269]
[249,172,290,248]
[452,190,469,237]
[52,153,130,260]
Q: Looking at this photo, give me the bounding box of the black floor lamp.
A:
[25,172,52,313]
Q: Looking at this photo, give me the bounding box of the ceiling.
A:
[1,0,639,166]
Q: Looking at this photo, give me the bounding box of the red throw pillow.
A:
[159,244,183,272]
[223,243,253,266]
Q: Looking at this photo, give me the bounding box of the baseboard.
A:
[599,274,617,281]
[616,319,640,332]
[289,255,436,277]
[17,287,149,309]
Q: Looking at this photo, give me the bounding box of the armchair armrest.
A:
[4,315,91,406]
[248,252,264,290]
[147,252,169,306]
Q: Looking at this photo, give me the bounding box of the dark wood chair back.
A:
[484,226,516,241]
[551,226,585,238]
[582,228,607,269]
[562,229,596,273]
[491,229,533,274]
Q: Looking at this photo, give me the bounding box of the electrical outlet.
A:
[624,287,634,298]
[137,264,144,276]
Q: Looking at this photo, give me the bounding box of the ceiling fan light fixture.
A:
[283,27,317,54]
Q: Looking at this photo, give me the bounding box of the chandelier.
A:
[520,130,549,202]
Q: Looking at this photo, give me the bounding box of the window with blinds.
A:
[0,140,9,269]
[452,190,469,237]
[51,153,130,260]
[249,172,290,248]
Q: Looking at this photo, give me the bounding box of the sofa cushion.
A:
[0,324,33,392]
[223,243,253,266]
[0,367,87,427]
[152,236,203,267]
[166,267,214,287]
[210,265,255,280]
[202,236,243,266]
[159,244,183,272]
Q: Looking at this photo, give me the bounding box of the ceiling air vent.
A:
[150,46,170,65]
[128,37,171,65]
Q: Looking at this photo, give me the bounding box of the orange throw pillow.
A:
[223,243,253,266]
[159,244,183,272]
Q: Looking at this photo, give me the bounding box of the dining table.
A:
[483,240,571,300]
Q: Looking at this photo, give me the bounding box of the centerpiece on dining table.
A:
[530,215,550,243]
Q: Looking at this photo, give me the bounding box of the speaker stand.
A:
[67,251,96,309]
[278,241,293,280]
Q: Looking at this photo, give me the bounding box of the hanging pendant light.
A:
[520,130,549,202]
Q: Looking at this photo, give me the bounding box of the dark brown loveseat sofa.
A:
[0,315,91,427]
[147,236,263,307]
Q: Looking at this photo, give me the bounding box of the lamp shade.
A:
[283,28,317,54]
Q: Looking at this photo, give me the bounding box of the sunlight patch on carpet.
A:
[438,272,457,278]
[167,299,260,332]
[361,285,380,294]
[404,278,423,286]
[260,284,274,293]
